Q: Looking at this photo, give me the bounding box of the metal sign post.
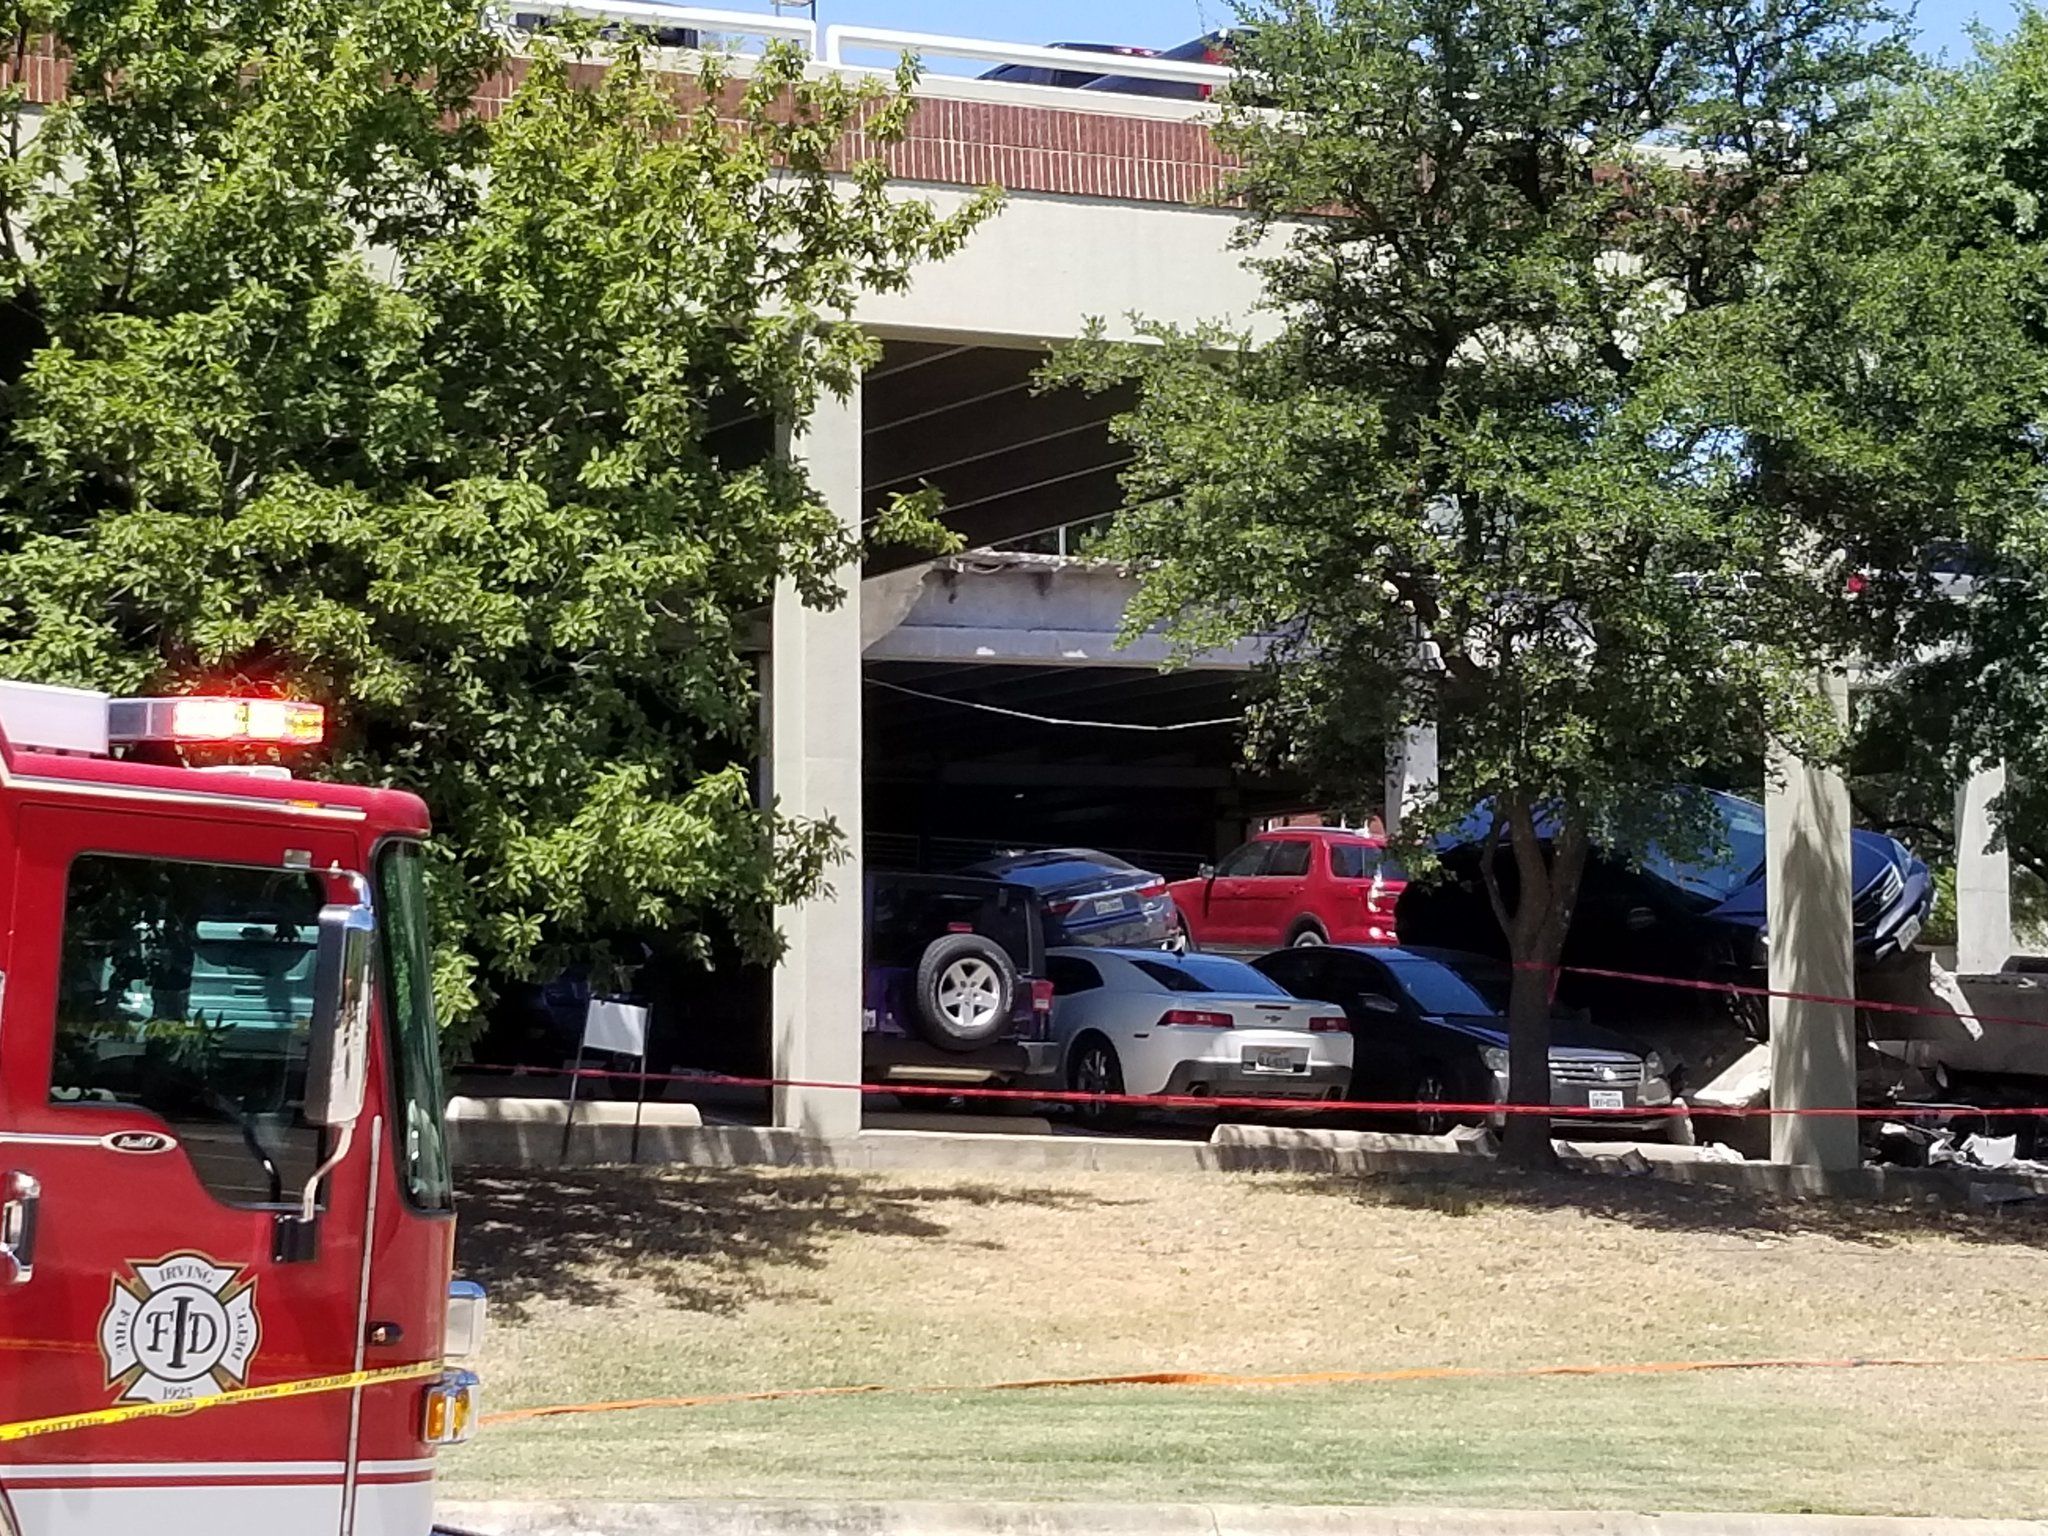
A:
[562,996,653,1163]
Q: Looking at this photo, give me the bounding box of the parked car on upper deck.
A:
[1396,788,1933,986]
[1167,827,1406,954]
[1044,947,1351,1126]
[979,42,1157,89]
[965,848,1177,950]
[1254,944,1678,1136]
[1079,29,1246,99]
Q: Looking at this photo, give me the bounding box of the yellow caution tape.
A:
[0,1361,444,1444]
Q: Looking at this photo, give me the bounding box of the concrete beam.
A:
[855,188,1285,347]
[1955,762,2014,976]
[860,554,1267,671]
[769,387,867,1139]
[865,624,1262,671]
[1766,673,1859,1170]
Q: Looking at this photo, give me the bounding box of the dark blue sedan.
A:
[965,848,1178,950]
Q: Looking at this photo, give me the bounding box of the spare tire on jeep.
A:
[913,933,1017,1051]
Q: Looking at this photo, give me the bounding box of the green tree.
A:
[0,2,991,1042]
[1686,14,2048,938]
[1047,0,1906,1161]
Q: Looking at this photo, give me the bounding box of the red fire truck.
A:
[0,679,482,1535]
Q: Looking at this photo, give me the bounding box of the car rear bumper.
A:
[1159,1059,1351,1101]
[863,1036,1041,1085]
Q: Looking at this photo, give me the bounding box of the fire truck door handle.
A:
[1,1172,39,1286]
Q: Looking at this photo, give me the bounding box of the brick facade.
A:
[11,40,1233,208]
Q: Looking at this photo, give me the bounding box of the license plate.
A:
[1893,914,1923,954]
[1092,896,1128,916]
[1588,1089,1626,1111]
[1245,1047,1308,1075]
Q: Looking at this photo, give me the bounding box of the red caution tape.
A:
[463,953,2048,1121]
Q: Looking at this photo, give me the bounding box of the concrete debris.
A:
[1962,1133,2020,1168]
[1691,1042,1771,1111]
[1444,1124,1500,1156]
[1927,958,1988,1042]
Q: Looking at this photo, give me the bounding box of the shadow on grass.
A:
[457,1165,1116,1321]
[1288,1167,2048,1249]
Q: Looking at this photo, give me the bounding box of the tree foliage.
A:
[1686,12,2048,908]
[0,0,992,1042]
[1047,0,1907,1159]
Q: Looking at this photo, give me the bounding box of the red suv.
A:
[1167,828,1407,953]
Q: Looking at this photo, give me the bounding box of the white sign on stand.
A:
[561,995,655,1163]
[583,998,650,1056]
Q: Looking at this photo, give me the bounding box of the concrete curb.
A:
[447,1109,2048,1206]
[437,1501,2048,1536]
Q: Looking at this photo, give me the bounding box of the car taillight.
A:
[1047,898,1081,917]
[1137,881,1167,898]
[1031,978,1054,1015]
[1308,1015,1349,1033]
[1157,1008,1233,1028]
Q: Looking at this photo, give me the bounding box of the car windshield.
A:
[1388,955,1512,1016]
[1645,792,1768,901]
[1130,954,1290,996]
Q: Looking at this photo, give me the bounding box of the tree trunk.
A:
[1481,796,1590,1169]
[1501,923,1564,1167]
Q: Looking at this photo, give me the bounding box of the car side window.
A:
[1263,949,1329,998]
[1330,844,1374,879]
[1333,955,1400,1013]
[1047,956,1102,995]
[1215,842,1270,877]
[1263,840,1312,877]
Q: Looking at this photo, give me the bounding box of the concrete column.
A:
[1955,762,2014,976]
[1766,672,1859,1169]
[769,384,865,1139]
[1383,722,1438,838]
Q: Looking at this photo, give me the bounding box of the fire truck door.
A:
[0,805,371,1536]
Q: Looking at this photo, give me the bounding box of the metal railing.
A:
[822,26,1234,92]
[494,3,1237,99]
[496,1,817,52]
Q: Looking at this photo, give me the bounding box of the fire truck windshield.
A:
[376,841,452,1211]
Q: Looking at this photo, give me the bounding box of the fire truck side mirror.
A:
[307,900,376,1128]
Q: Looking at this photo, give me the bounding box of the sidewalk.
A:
[439,1500,2048,1535]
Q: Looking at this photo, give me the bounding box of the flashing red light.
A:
[108,696,326,747]
[172,698,324,745]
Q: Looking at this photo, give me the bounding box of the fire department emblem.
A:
[99,1252,261,1405]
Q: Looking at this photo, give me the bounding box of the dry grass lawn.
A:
[441,1162,2048,1516]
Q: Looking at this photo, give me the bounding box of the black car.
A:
[964,848,1177,949]
[1254,944,1677,1135]
[979,42,1156,90]
[1079,29,1244,99]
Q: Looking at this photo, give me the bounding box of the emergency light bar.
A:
[0,680,325,755]
[109,697,326,746]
